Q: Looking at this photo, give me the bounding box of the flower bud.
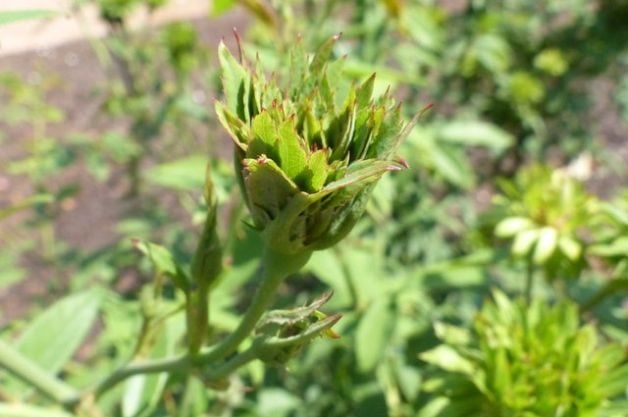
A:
[216,36,415,254]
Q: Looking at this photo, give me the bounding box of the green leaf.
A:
[276,120,308,180]
[309,34,339,74]
[122,318,181,417]
[437,121,514,151]
[558,235,582,261]
[15,290,101,376]
[304,149,329,192]
[512,229,540,257]
[218,41,249,116]
[355,299,395,372]
[144,156,206,192]
[0,10,56,26]
[211,0,236,16]
[434,322,471,345]
[430,143,474,188]
[135,240,189,290]
[419,345,474,375]
[495,217,535,238]
[318,159,401,196]
[215,101,251,150]
[533,227,558,264]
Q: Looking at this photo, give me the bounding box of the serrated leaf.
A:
[495,216,535,238]
[309,34,339,74]
[356,73,376,108]
[15,290,101,376]
[218,41,249,117]
[304,149,329,192]
[533,227,558,264]
[355,299,394,372]
[277,120,307,180]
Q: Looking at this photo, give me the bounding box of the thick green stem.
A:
[201,247,312,362]
[0,339,79,406]
[92,247,310,398]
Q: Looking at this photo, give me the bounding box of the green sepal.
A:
[243,157,300,226]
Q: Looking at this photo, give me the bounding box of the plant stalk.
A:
[92,246,310,398]
[200,246,312,362]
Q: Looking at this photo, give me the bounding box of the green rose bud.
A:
[216,35,415,254]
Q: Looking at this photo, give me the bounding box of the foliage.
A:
[421,290,628,417]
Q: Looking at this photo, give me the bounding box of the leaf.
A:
[135,240,189,290]
[495,217,535,238]
[512,229,540,257]
[318,159,401,196]
[0,10,56,26]
[419,345,474,375]
[533,227,558,264]
[218,41,249,116]
[211,0,236,16]
[122,316,182,417]
[15,290,101,376]
[558,235,582,261]
[301,149,328,192]
[310,35,339,74]
[434,322,471,345]
[430,143,474,188]
[437,121,514,151]
[355,299,394,372]
[144,155,206,191]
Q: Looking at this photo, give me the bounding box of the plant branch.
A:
[0,339,79,407]
[93,355,189,399]
[199,247,312,363]
[92,246,311,398]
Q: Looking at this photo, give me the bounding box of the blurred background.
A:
[0,1,627,416]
